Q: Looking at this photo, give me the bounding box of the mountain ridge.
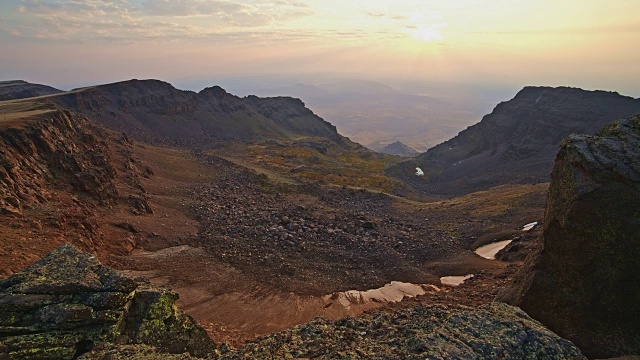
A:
[0,80,63,101]
[38,79,345,149]
[388,86,640,195]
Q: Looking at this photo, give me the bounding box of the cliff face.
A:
[47,80,342,148]
[0,245,214,359]
[389,87,640,195]
[0,101,153,274]
[498,115,640,358]
[0,107,118,216]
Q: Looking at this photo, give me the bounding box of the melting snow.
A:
[440,274,474,287]
[323,281,440,310]
[475,240,513,260]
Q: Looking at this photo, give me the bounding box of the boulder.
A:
[498,115,640,358]
[0,244,214,359]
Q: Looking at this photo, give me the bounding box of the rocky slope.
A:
[0,244,214,359]
[44,79,345,148]
[376,141,419,157]
[498,115,640,358]
[389,86,640,195]
[189,153,450,295]
[0,81,62,101]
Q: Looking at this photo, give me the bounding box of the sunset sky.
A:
[1,0,639,96]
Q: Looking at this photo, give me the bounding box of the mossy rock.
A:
[0,244,215,360]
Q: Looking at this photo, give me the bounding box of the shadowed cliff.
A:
[498,115,640,358]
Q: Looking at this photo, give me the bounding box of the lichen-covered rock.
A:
[77,344,200,360]
[498,115,640,358]
[0,244,215,359]
[220,302,585,359]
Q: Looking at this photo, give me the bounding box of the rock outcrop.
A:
[498,115,640,358]
[0,107,119,216]
[222,302,585,359]
[389,87,640,195]
[0,244,214,359]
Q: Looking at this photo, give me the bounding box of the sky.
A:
[1,0,639,96]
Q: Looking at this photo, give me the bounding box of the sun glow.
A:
[406,23,446,42]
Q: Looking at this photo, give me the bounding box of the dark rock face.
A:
[0,109,118,216]
[0,105,153,221]
[377,141,419,157]
[47,79,343,148]
[498,116,640,358]
[0,245,214,359]
[0,81,62,101]
[223,302,585,359]
[389,87,640,195]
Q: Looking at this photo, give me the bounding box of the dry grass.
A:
[226,139,408,193]
[135,145,216,185]
[0,100,56,125]
[417,183,549,219]
[392,183,549,246]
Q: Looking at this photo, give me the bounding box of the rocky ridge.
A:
[0,106,118,216]
[390,86,640,195]
[498,115,640,358]
[0,244,214,359]
[45,79,345,149]
[0,81,62,101]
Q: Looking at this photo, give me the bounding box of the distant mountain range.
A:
[389,86,640,195]
[234,79,492,152]
[375,141,419,157]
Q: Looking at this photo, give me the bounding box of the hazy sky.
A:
[1,0,639,96]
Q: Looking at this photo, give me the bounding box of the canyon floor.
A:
[86,143,547,346]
